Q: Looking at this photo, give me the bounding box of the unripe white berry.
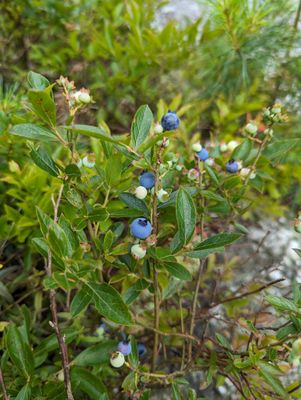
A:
[110,351,125,368]
[240,167,250,177]
[245,122,257,135]
[82,154,96,168]
[135,186,148,200]
[57,370,64,382]
[76,91,91,104]
[157,189,169,203]
[205,157,214,166]
[228,140,239,152]
[76,159,83,168]
[131,244,147,259]
[236,161,243,170]
[176,164,183,171]
[220,143,228,152]
[191,143,202,152]
[154,123,164,134]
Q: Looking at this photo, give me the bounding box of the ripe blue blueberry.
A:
[196,148,209,161]
[139,172,155,189]
[161,111,180,131]
[226,159,239,173]
[137,343,147,357]
[130,218,152,239]
[117,340,132,356]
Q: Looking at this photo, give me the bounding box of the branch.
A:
[0,367,9,400]
[47,185,74,400]
[151,146,162,371]
[209,278,285,308]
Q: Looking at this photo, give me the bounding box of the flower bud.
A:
[135,186,148,200]
[131,244,147,259]
[110,351,125,368]
[192,143,202,152]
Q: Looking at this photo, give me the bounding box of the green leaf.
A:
[36,207,73,258]
[128,335,139,368]
[123,279,149,305]
[10,124,56,142]
[64,188,83,209]
[171,383,182,400]
[265,295,300,315]
[119,193,149,215]
[71,367,108,399]
[27,71,49,90]
[263,139,301,164]
[6,324,34,378]
[258,362,289,399]
[164,262,191,281]
[28,88,56,127]
[74,340,117,366]
[0,281,13,303]
[86,282,133,325]
[67,124,124,145]
[131,105,153,149]
[29,146,59,177]
[70,287,92,317]
[232,138,252,161]
[171,188,196,253]
[193,233,241,251]
[204,163,219,185]
[185,247,224,258]
[15,383,32,400]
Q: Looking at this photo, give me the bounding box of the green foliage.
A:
[1,0,301,398]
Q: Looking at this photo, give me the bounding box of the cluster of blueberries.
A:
[130,111,241,241]
[160,110,240,173]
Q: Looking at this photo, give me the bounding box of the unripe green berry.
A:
[110,351,125,368]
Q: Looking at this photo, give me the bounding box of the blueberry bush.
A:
[2,1,301,399]
[1,70,301,400]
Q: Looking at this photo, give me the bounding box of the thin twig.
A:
[187,159,206,362]
[209,278,285,308]
[151,146,162,371]
[0,367,9,400]
[47,185,74,400]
